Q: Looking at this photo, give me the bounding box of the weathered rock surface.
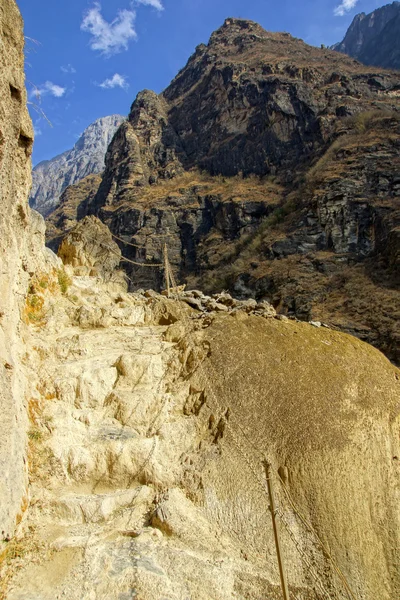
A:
[0,0,57,543]
[91,18,400,214]
[30,115,124,217]
[332,1,400,70]
[45,174,102,252]
[58,215,125,284]
[1,273,398,600]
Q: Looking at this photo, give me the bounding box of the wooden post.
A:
[264,459,290,600]
[163,243,170,298]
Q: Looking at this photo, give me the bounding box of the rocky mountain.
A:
[2,4,400,600]
[332,1,400,69]
[49,18,400,362]
[29,115,124,216]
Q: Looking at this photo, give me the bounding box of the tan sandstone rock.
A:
[0,0,54,542]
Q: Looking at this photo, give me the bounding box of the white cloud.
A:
[98,73,129,89]
[32,81,66,99]
[334,0,359,17]
[33,123,42,137]
[133,0,164,10]
[81,3,137,56]
[61,64,76,74]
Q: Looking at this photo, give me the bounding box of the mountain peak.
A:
[332,1,400,69]
[208,17,295,50]
[211,17,265,38]
[30,114,124,216]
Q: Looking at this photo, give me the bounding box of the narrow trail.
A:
[3,272,398,600]
[3,277,282,600]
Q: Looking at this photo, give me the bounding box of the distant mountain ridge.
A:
[29,114,124,216]
[332,1,400,69]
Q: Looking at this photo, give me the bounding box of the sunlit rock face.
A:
[0,0,52,542]
[332,1,400,69]
[29,115,124,217]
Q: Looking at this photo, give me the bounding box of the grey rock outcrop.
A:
[29,115,124,216]
[332,2,400,70]
[91,18,400,216]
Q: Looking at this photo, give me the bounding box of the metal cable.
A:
[277,509,333,600]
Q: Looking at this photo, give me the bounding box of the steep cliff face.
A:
[30,115,124,217]
[0,0,55,543]
[93,18,399,213]
[332,1,400,69]
[45,173,102,251]
[67,18,400,361]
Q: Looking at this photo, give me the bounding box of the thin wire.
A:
[81,234,163,268]
[277,509,332,600]
[110,231,148,249]
[277,475,357,600]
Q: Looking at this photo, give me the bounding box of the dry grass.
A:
[57,268,71,294]
[305,110,400,191]
[23,270,72,326]
[0,527,48,600]
[116,170,283,208]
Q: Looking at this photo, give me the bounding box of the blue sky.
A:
[18,0,391,166]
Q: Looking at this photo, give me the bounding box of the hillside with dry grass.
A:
[46,19,400,362]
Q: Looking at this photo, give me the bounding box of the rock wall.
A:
[0,0,49,541]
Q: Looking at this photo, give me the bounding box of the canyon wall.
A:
[0,0,49,541]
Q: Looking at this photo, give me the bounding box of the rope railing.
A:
[110,231,148,249]
[82,235,163,268]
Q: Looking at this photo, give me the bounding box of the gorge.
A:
[0,2,399,600]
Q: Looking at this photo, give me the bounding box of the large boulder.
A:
[183,313,400,600]
[58,216,123,282]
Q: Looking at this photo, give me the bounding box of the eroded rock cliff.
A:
[54,18,400,362]
[0,0,57,543]
[332,1,400,70]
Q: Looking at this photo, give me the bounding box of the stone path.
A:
[4,278,276,600]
